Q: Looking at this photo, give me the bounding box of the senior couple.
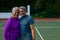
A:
[4,6,35,40]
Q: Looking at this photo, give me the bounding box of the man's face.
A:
[19,9,26,17]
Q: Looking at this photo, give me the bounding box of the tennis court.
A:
[35,19,60,40]
[0,19,60,40]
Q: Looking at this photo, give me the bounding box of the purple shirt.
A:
[4,17,20,40]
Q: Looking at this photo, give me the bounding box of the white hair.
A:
[12,7,19,12]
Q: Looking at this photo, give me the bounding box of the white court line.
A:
[35,27,44,40]
[36,27,60,28]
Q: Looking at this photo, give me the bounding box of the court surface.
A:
[35,21,60,40]
[0,20,60,40]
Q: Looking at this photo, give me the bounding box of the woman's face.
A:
[12,10,19,18]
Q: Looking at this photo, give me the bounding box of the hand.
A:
[32,39,35,40]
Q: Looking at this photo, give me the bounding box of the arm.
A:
[29,17,35,40]
[4,18,11,40]
[30,25,35,40]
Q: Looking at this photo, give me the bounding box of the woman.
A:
[4,7,20,40]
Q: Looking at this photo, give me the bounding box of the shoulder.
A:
[26,15,33,19]
[27,15,34,24]
[28,16,34,21]
[26,15,34,22]
[6,17,13,23]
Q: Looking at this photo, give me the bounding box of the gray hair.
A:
[19,6,26,12]
[12,7,19,12]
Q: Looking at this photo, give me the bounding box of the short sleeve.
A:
[29,17,34,25]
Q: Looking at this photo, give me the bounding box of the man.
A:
[19,6,35,40]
